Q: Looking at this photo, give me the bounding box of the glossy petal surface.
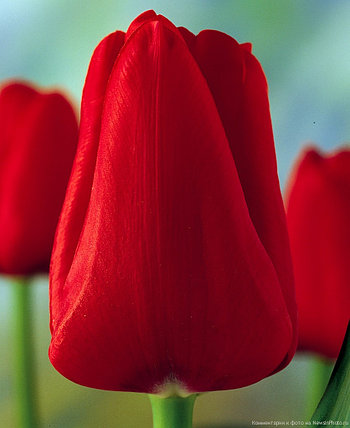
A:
[0,82,78,275]
[286,148,350,359]
[50,11,296,393]
[178,25,297,370]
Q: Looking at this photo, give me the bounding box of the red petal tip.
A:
[125,10,158,39]
[240,42,252,53]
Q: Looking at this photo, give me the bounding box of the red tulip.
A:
[0,81,78,275]
[49,10,297,394]
[286,147,350,359]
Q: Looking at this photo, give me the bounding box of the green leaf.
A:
[311,321,350,426]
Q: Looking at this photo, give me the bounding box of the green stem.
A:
[13,277,38,428]
[149,394,196,428]
[307,355,333,418]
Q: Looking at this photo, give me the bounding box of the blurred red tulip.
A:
[0,81,78,275]
[286,147,350,359]
[49,10,297,394]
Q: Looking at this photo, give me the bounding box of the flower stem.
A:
[13,277,38,428]
[149,394,196,428]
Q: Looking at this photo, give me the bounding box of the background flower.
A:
[286,147,350,359]
[0,81,78,275]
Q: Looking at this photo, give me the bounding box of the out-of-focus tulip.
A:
[49,10,297,395]
[286,147,350,359]
[0,81,78,275]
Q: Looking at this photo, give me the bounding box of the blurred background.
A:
[0,0,349,426]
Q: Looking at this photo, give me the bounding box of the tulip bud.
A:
[49,10,297,394]
[0,81,78,275]
[286,147,350,359]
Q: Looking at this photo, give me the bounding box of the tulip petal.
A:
[50,16,292,393]
[179,29,297,369]
[50,30,125,326]
[125,9,157,40]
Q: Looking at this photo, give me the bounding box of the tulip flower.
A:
[0,81,78,275]
[286,147,350,359]
[0,80,78,428]
[49,10,297,405]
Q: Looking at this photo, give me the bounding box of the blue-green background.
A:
[0,1,348,426]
